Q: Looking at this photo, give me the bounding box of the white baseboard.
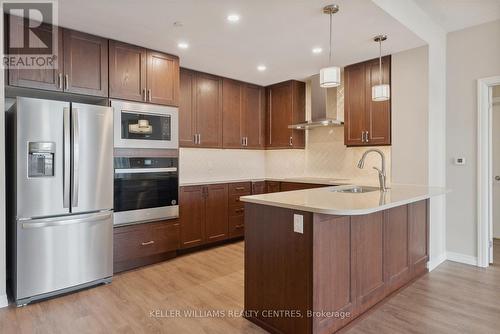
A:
[446,252,478,266]
[0,294,8,308]
[427,253,447,271]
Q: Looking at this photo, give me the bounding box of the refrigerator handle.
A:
[72,107,80,208]
[63,107,70,208]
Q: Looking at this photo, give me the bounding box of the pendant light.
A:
[320,4,340,88]
[372,34,390,101]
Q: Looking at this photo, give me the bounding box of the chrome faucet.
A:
[357,149,388,192]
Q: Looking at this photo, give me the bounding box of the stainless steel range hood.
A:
[289,73,344,130]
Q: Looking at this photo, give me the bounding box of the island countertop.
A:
[240,184,446,215]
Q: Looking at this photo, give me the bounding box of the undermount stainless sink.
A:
[331,186,381,193]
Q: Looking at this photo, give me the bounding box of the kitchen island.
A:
[240,184,445,334]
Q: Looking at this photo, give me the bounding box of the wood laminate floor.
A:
[0,241,499,334]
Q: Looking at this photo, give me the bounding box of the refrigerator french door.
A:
[10,97,114,306]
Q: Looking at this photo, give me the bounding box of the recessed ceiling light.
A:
[227,14,240,22]
[312,47,323,54]
[177,42,189,49]
[257,65,266,72]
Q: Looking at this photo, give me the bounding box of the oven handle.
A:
[114,167,177,174]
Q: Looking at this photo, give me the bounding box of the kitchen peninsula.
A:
[241,185,445,334]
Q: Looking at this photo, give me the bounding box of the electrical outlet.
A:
[293,214,303,234]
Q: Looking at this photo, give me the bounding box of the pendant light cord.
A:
[378,38,382,85]
[329,11,332,65]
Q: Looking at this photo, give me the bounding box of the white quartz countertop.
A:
[240,184,447,215]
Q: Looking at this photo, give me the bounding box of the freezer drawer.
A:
[15,211,113,301]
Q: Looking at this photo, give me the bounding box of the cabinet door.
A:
[63,29,108,97]
[351,212,386,313]
[205,184,228,242]
[365,56,391,145]
[251,181,266,195]
[409,200,428,276]
[195,73,223,147]
[180,186,206,248]
[179,68,197,147]
[109,41,147,102]
[266,181,281,193]
[7,16,63,91]
[151,220,180,254]
[290,81,306,148]
[344,62,366,146]
[242,84,265,149]
[266,82,293,148]
[383,205,410,292]
[222,78,243,148]
[146,51,179,106]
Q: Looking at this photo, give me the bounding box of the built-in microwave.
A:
[112,100,179,149]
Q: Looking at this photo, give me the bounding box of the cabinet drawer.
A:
[229,205,245,216]
[228,182,252,196]
[114,224,155,262]
[229,215,244,238]
[151,220,180,254]
[229,194,249,205]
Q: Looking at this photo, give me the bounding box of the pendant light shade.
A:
[320,4,340,88]
[320,66,341,88]
[372,84,390,101]
[372,34,390,101]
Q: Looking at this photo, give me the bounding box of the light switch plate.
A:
[293,214,303,234]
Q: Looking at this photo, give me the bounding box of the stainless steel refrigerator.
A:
[8,97,113,306]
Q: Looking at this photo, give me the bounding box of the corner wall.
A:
[446,20,500,258]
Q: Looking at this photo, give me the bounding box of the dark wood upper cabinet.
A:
[222,79,265,149]
[7,16,64,91]
[195,73,223,147]
[179,68,196,147]
[63,29,108,97]
[109,40,147,102]
[242,84,265,149]
[344,55,391,146]
[222,78,243,148]
[266,80,305,149]
[179,69,223,148]
[109,41,179,106]
[146,50,179,106]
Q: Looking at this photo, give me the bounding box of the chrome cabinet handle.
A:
[289,136,293,146]
[245,137,248,146]
[141,241,155,246]
[198,133,201,145]
[64,74,69,90]
[194,134,197,144]
[143,88,147,102]
[72,108,80,207]
[495,176,500,181]
[148,89,152,102]
[365,131,369,143]
[58,73,63,90]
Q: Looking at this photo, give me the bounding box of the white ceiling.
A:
[415,0,500,32]
[58,0,426,85]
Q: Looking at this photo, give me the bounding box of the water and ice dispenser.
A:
[28,142,55,177]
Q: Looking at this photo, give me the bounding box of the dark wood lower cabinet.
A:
[279,182,329,192]
[113,219,179,273]
[244,199,429,334]
[205,184,229,242]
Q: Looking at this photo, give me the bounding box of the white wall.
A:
[446,20,500,257]
[391,46,429,185]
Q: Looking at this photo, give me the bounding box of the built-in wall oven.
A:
[114,157,179,226]
[112,100,179,149]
